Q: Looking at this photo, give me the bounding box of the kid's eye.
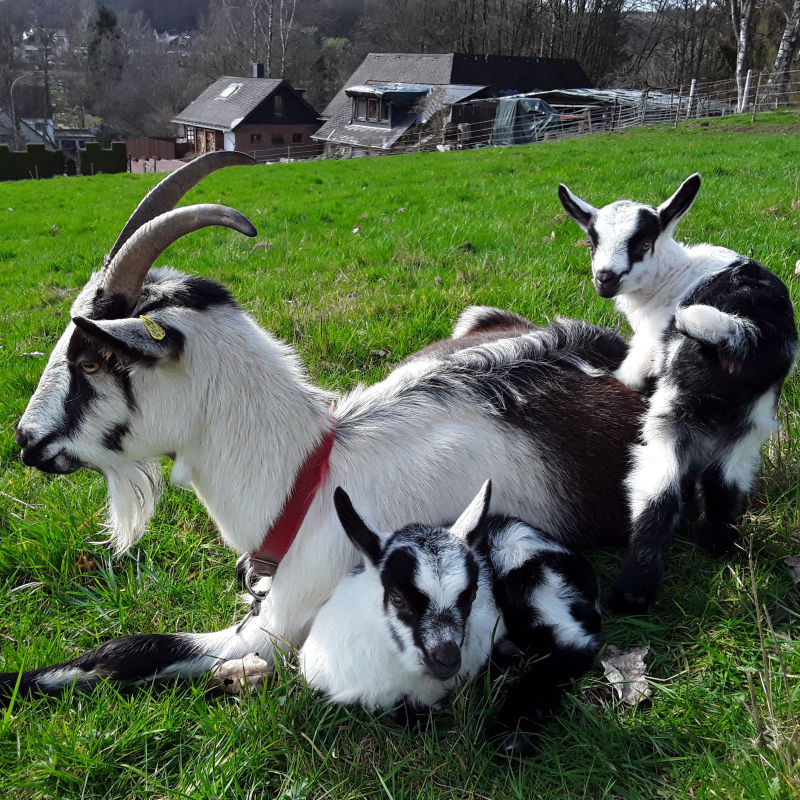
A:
[638,241,652,254]
[389,591,407,610]
[80,361,102,374]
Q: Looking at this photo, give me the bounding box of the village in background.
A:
[0,0,798,178]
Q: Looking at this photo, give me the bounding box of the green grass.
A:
[1,111,799,799]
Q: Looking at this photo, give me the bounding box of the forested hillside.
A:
[1,0,798,142]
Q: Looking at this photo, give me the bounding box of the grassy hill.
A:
[0,111,798,799]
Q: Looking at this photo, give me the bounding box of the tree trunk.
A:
[730,0,755,112]
[766,0,800,105]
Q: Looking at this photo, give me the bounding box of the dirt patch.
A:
[687,122,800,135]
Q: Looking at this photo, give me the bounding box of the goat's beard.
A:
[101,459,163,553]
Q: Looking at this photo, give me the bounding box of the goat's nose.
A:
[15,425,30,449]
[426,642,461,679]
[593,269,621,298]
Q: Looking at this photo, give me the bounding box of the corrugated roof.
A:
[314,52,591,149]
[172,76,284,131]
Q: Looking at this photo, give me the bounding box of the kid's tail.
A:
[675,304,758,359]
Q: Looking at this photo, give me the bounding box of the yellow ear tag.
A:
[140,315,166,341]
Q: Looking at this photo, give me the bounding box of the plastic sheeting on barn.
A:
[490,97,560,145]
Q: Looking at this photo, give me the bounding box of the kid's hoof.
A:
[496,730,533,757]
[609,583,655,614]
[694,522,737,557]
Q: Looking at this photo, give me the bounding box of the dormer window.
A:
[353,96,389,124]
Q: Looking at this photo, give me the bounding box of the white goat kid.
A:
[559,174,798,612]
[300,481,502,715]
[301,480,601,754]
[3,152,642,696]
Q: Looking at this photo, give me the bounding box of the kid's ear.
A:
[72,313,181,362]
[558,184,597,231]
[450,480,492,550]
[333,487,383,566]
[658,173,701,234]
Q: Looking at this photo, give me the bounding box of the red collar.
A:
[249,420,336,577]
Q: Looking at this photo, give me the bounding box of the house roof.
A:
[314,52,591,149]
[172,77,286,131]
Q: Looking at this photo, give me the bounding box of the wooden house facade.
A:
[173,72,322,160]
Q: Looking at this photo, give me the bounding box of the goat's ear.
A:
[333,487,383,566]
[450,480,492,550]
[558,184,597,231]
[72,314,181,361]
[658,173,701,234]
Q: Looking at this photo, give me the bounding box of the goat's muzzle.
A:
[593,270,621,298]
[16,427,81,474]
[424,642,462,680]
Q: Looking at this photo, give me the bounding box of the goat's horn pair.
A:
[101,204,257,308]
[105,151,255,264]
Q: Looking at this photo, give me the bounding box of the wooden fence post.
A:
[751,73,762,123]
[686,78,696,119]
[741,69,753,113]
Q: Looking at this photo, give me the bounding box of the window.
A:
[220,83,242,99]
[292,133,303,143]
[271,134,285,145]
[250,133,262,144]
[353,96,388,124]
[186,126,195,144]
[274,94,285,114]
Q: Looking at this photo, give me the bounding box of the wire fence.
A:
[307,67,800,162]
[2,68,798,179]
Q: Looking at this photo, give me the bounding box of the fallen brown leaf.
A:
[782,555,800,585]
[601,644,653,706]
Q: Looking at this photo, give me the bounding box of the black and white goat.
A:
[299,482,504,714]
[3,152,643,696]
[300,481,600,751]
[559,174,798,611]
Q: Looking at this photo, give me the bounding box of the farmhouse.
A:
[313,52,591,155]
[172,66,322,160]
[0,84,55,150]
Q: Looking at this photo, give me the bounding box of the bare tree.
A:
[277,0,297,75]
[730,0,756,110]
[765,0,800,103]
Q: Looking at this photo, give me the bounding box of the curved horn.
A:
[105,151,255,265]
[101,204,257,309]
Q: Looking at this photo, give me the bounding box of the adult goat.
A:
[4,152,642,696]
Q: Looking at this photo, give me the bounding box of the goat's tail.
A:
[675,304,759,359]
[0,621,268,700]
[451,306,539,339]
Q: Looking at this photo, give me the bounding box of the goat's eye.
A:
[389,591,407,611]
[80,361,102,374]
[586,237,595,253]
[638,241,652,254]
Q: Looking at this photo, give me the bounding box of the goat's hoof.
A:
[694,522,737,558]
[609,584,654,615]
[491,639,524,669]
[495,730,534,757]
